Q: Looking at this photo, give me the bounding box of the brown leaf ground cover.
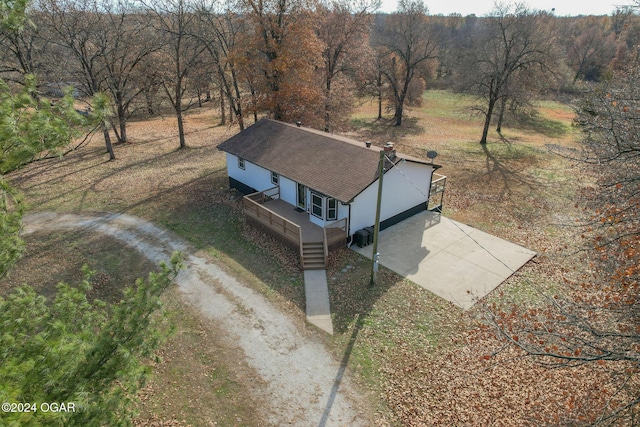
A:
[3,92,618,425]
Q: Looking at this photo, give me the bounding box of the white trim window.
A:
[271,171,279,185]
[326,198,338,220]
[238,157,245,170]
[311,193,323,218]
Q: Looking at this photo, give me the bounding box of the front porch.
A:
[242,187,347,270]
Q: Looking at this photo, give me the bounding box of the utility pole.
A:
[370,150,385,286]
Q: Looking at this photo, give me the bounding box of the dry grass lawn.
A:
[3,91,611,425]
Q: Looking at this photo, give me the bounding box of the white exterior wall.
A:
[279,175,297,205]
[226,153,273,192]
[349,161,434,234]
[309,212,324,227]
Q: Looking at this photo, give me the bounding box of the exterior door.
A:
[297,183,307,210]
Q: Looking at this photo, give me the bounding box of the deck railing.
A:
[243,190,348,269]
[243,189,301,246]
[324,218,348,253]
[245,186,280,204]
[428,174,446,212]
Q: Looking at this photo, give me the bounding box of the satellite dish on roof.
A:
[426,150,438,159]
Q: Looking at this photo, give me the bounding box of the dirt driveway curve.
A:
[23,212,371,427]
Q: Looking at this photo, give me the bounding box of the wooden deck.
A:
[260,199,324,242]
[243,188,347,269]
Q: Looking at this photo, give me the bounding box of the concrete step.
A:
[303,262,326,270]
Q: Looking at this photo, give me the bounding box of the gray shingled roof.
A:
[217,119,430,203]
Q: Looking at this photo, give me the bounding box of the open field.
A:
[3,91,610,425]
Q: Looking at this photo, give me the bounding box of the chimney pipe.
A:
[365,141,372,148]
[383,142,396,159]
[296,121,302,127]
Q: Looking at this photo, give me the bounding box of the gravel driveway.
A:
[23,212,371,426]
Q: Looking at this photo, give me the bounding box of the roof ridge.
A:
[262,118,380,153]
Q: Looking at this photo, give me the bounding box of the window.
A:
[326,198,338,220]
[238,157,245,170]
[297,183,306,209]
[311,193,323,218]
[271,171,279,185]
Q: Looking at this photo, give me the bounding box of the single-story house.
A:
[217,118,445,269]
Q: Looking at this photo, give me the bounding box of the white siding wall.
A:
[309,212,324,227]
[226,153,272,192]
[349,161,434,234]
[279,175,297,206]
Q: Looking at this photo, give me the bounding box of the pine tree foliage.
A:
[0,0,101,277]
[1,5,182,425]
[0,253,183,426]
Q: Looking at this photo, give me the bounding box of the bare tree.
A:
[38,0,116,159]
[144,0,208,149]
[0,10,47,86]
[488,58,640,426]
[92,2,162,143]
[194,0,246,130]
[357,44,387,121]
[565,16,618,83]
[315,0,378,132]
[375,0,437,126]
[455,3,557,144]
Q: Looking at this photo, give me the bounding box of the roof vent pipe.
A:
[365,141,372,148]
[296,121,302,127]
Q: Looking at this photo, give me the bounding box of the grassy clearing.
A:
[4,91,588,425]
[138,288,263,427]
[0,229,158,302]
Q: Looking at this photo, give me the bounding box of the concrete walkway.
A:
[303,270,333,334]
[352,211,536,310]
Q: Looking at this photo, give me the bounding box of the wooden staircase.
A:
[301,241,326,270]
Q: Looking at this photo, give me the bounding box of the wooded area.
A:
[2,0,638,147]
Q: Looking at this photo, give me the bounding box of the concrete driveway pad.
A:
[351,211,536,309]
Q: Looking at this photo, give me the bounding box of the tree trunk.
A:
[480,97,497,144]
[146,91,154,115]
[113,94,127,144]
[394,102,403,126]
[496,95,507,134]
[376,71,383,120]
[324,102,331,132]
[119,119,127,144]
[249,84,258,124]
[103,125,115,160]
[176,109,186,149]
[324,78,332,132]
[273,103,284,121]
[236,111,245,131]
[220,87,226,125]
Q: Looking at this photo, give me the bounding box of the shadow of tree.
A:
[505,110,570,138]
[480,142,540,202]
[350,116,425,141]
